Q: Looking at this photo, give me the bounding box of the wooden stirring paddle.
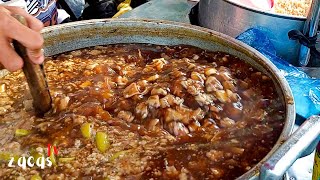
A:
[12,15,52,116]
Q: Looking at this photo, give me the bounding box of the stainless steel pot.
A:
[6,19,320,179]
[197,0,307,65]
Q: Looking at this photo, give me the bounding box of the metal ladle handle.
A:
[12,15,52,116]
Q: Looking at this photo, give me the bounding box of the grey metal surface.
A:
[300,68,320,79]
[286,153,315,180]
[298,67,320,78]
[260,116,320,180]
[39,19,296,179]
[298,0,320,66]
[198,0,306,65]
[285,127,316,180]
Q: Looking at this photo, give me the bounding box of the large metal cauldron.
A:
[197,0,307,65]
[38,19,319,179]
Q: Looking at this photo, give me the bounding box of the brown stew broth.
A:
[0,44,285,179]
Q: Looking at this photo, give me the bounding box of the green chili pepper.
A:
[32,152,44,162]
[58,157,74,163]
[49,146,57,166]
[15,129,31,137]
[110,150,129,161]
[95,132,110,153]
[30,147,44,162]
[30,174,42,180]
[0,152,19,162]
[81,123,93,139]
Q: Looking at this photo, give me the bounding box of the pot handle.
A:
[259,115,320,180]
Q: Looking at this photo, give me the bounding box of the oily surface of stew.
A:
[0,44,285,179]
